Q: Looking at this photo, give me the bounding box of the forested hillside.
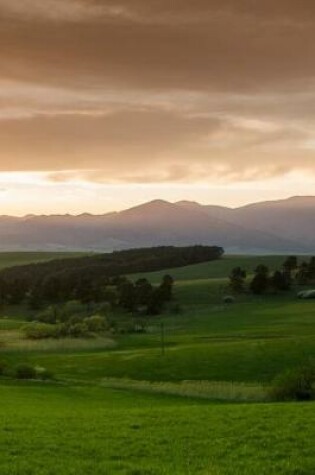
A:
[0,245,224,306]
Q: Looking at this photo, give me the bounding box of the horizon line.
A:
[0,194,314,219]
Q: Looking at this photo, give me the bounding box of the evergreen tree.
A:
[229,267,247,293]
[250,265,269,294]
[308,257,315,279]
[159,275,174,302]
[135,278,153,306]
[270,270,290,291]
[296,262,310,285]
[119,280,136,312]
[283,256,298,282]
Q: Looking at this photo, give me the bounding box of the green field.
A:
[0,382,314,475]
[1,254,315,474]
[0,251,87,270]
[130,254,287,282]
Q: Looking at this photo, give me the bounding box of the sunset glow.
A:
[0,170,314,216]
[0,0,314,214]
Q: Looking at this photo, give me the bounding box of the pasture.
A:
[0,253,315,474]
[0,251,87,270]
[0,382,314,475]
[130,254,287,282]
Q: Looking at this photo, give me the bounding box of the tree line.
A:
[20,274,175,340]
[0,245,224,307]
[229,256,315,295]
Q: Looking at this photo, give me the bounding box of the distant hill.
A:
[0,196,314,253]
[0,246,224,302]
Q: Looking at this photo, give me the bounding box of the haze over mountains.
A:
[0,196,314,254]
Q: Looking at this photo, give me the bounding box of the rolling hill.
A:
[0,196,314,253]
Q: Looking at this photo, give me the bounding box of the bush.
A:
[66,322,89,338]
[35,366,54,380]
[37,306,58,324]
[67,314,85,325]
[117,321,137,334]
[60,300,86,321]
[15,364,37,380]
[23,320,98,340]
[270,364,315,401]
[95,303,110,316]
[22,323,61,340]
[102,288,118,308]
[84,315,109,333]
[223,295,235,304]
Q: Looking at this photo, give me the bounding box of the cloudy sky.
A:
[0,0,315,215]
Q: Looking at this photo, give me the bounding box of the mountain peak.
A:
[176,200,201,208]
[0,195,314,252]
[146,199,172,207]
[123,199,174,215]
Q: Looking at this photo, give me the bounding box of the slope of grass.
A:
[101,378,267,402]
[0,252,315,474]
[3,297,315,386]
[0,251,87,270]
[0,381,314,475]
[130,254,288,283]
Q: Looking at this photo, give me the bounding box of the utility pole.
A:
[160,321,165,356]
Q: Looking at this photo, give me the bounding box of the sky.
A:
[0,0,315,215]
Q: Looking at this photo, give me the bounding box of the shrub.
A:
[60,300,86,321]
[68,314,85,325]
[102,288,118,308]
[22,323,60,340]
[66,322,89,338]
[37,306,58,324]
[84,315,108,333]
[117,321,137,334]
[270,364,315,401]
[97,302,112,315]
[35,366,54,380]
[15,364,37,380]
[22,320,97,340]
[223,295,235,304]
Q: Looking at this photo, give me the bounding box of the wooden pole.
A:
[161,321,165,356]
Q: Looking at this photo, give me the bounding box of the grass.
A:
[0,381,314,475]
[101,378,268,402]
[0,253,315,473]
[130,254,289,283]
[0,330,116,352]
[2,292,315,385]
[0,251,87,270]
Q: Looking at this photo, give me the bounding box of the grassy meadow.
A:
[1,253,315,474]
[130,254,287,282]
[0,251,87,271]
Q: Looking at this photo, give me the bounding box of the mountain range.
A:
[0,196,314,253]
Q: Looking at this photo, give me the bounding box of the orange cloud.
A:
[0,1,314,186]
